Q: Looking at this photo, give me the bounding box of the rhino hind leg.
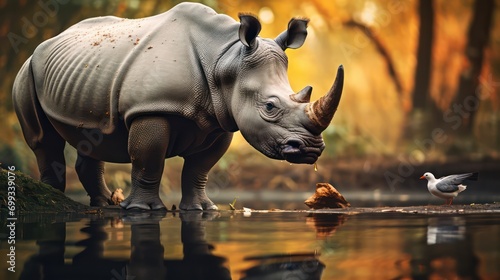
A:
[179,133,233,211]
[33,137,67,192]
[75,154,112,207]
[13,58,66,191]
[119,116,169,210]
[25,104,67,192]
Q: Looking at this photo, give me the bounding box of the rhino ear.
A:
[275,18,309,50]
[238,13,261,48]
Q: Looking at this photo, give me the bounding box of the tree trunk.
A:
[453,0,494,133]
[411,0,434,111]
[404,0,436,141]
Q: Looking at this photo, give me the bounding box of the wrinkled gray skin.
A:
[13,3,344,210]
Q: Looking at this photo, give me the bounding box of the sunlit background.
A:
[0,0,499,207]
[1,3,500,279]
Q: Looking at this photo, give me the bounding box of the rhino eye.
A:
[265,102,275,111]
[259,98,282,122]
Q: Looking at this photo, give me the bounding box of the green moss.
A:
[0,167,88,213]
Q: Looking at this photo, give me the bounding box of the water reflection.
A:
[6,212,499,279]
[426,216,466,245]
[423,217,480,280]
[394,216,481,280]
[238,213,344,279]
[127,212,166,280]
[178,212,231,280]
[20,221,66,279]
[241,252,324,280]
[19,211,231,280]
[305,213,347,239]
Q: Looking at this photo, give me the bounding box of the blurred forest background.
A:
[0,0,499,203]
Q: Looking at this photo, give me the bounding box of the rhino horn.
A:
[290,86,312,103]
[305,65,344,131]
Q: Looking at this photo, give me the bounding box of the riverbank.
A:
[0,167,87,214]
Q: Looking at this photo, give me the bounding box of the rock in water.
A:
[305,183,350,209]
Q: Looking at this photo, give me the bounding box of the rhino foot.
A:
[119,188,166,210]
[120,197,166,210]
[90,196,112,207]
[179,196,218,211]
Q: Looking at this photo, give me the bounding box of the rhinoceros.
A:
[13,2,344,210]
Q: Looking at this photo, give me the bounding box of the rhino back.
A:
[31,3,240,133]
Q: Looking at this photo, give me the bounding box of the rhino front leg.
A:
[179,133,233,211]
[75,154,112,207]
[120,116,169,210]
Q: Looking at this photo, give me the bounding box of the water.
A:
[1,211,500,280]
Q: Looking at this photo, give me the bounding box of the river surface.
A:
[1,210,500,280]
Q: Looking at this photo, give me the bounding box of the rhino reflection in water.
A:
[13,3,344,210]
[20,213,231,280]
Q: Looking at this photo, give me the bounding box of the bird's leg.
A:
[447,198,453,205]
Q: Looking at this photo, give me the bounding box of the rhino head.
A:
[218,14,344,165]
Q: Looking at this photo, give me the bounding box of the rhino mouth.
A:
[281,138,324,164]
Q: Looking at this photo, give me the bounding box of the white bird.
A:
[420,172,479,205]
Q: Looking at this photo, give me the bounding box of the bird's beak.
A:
[419,175,425,180]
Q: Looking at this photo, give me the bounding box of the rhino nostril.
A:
[286,140,302,149]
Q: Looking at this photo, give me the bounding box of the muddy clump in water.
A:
[305,183,350,209]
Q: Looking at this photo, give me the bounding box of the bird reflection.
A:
[424,217,480,280]
[426,217,466,245]
[393,216,480,280]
